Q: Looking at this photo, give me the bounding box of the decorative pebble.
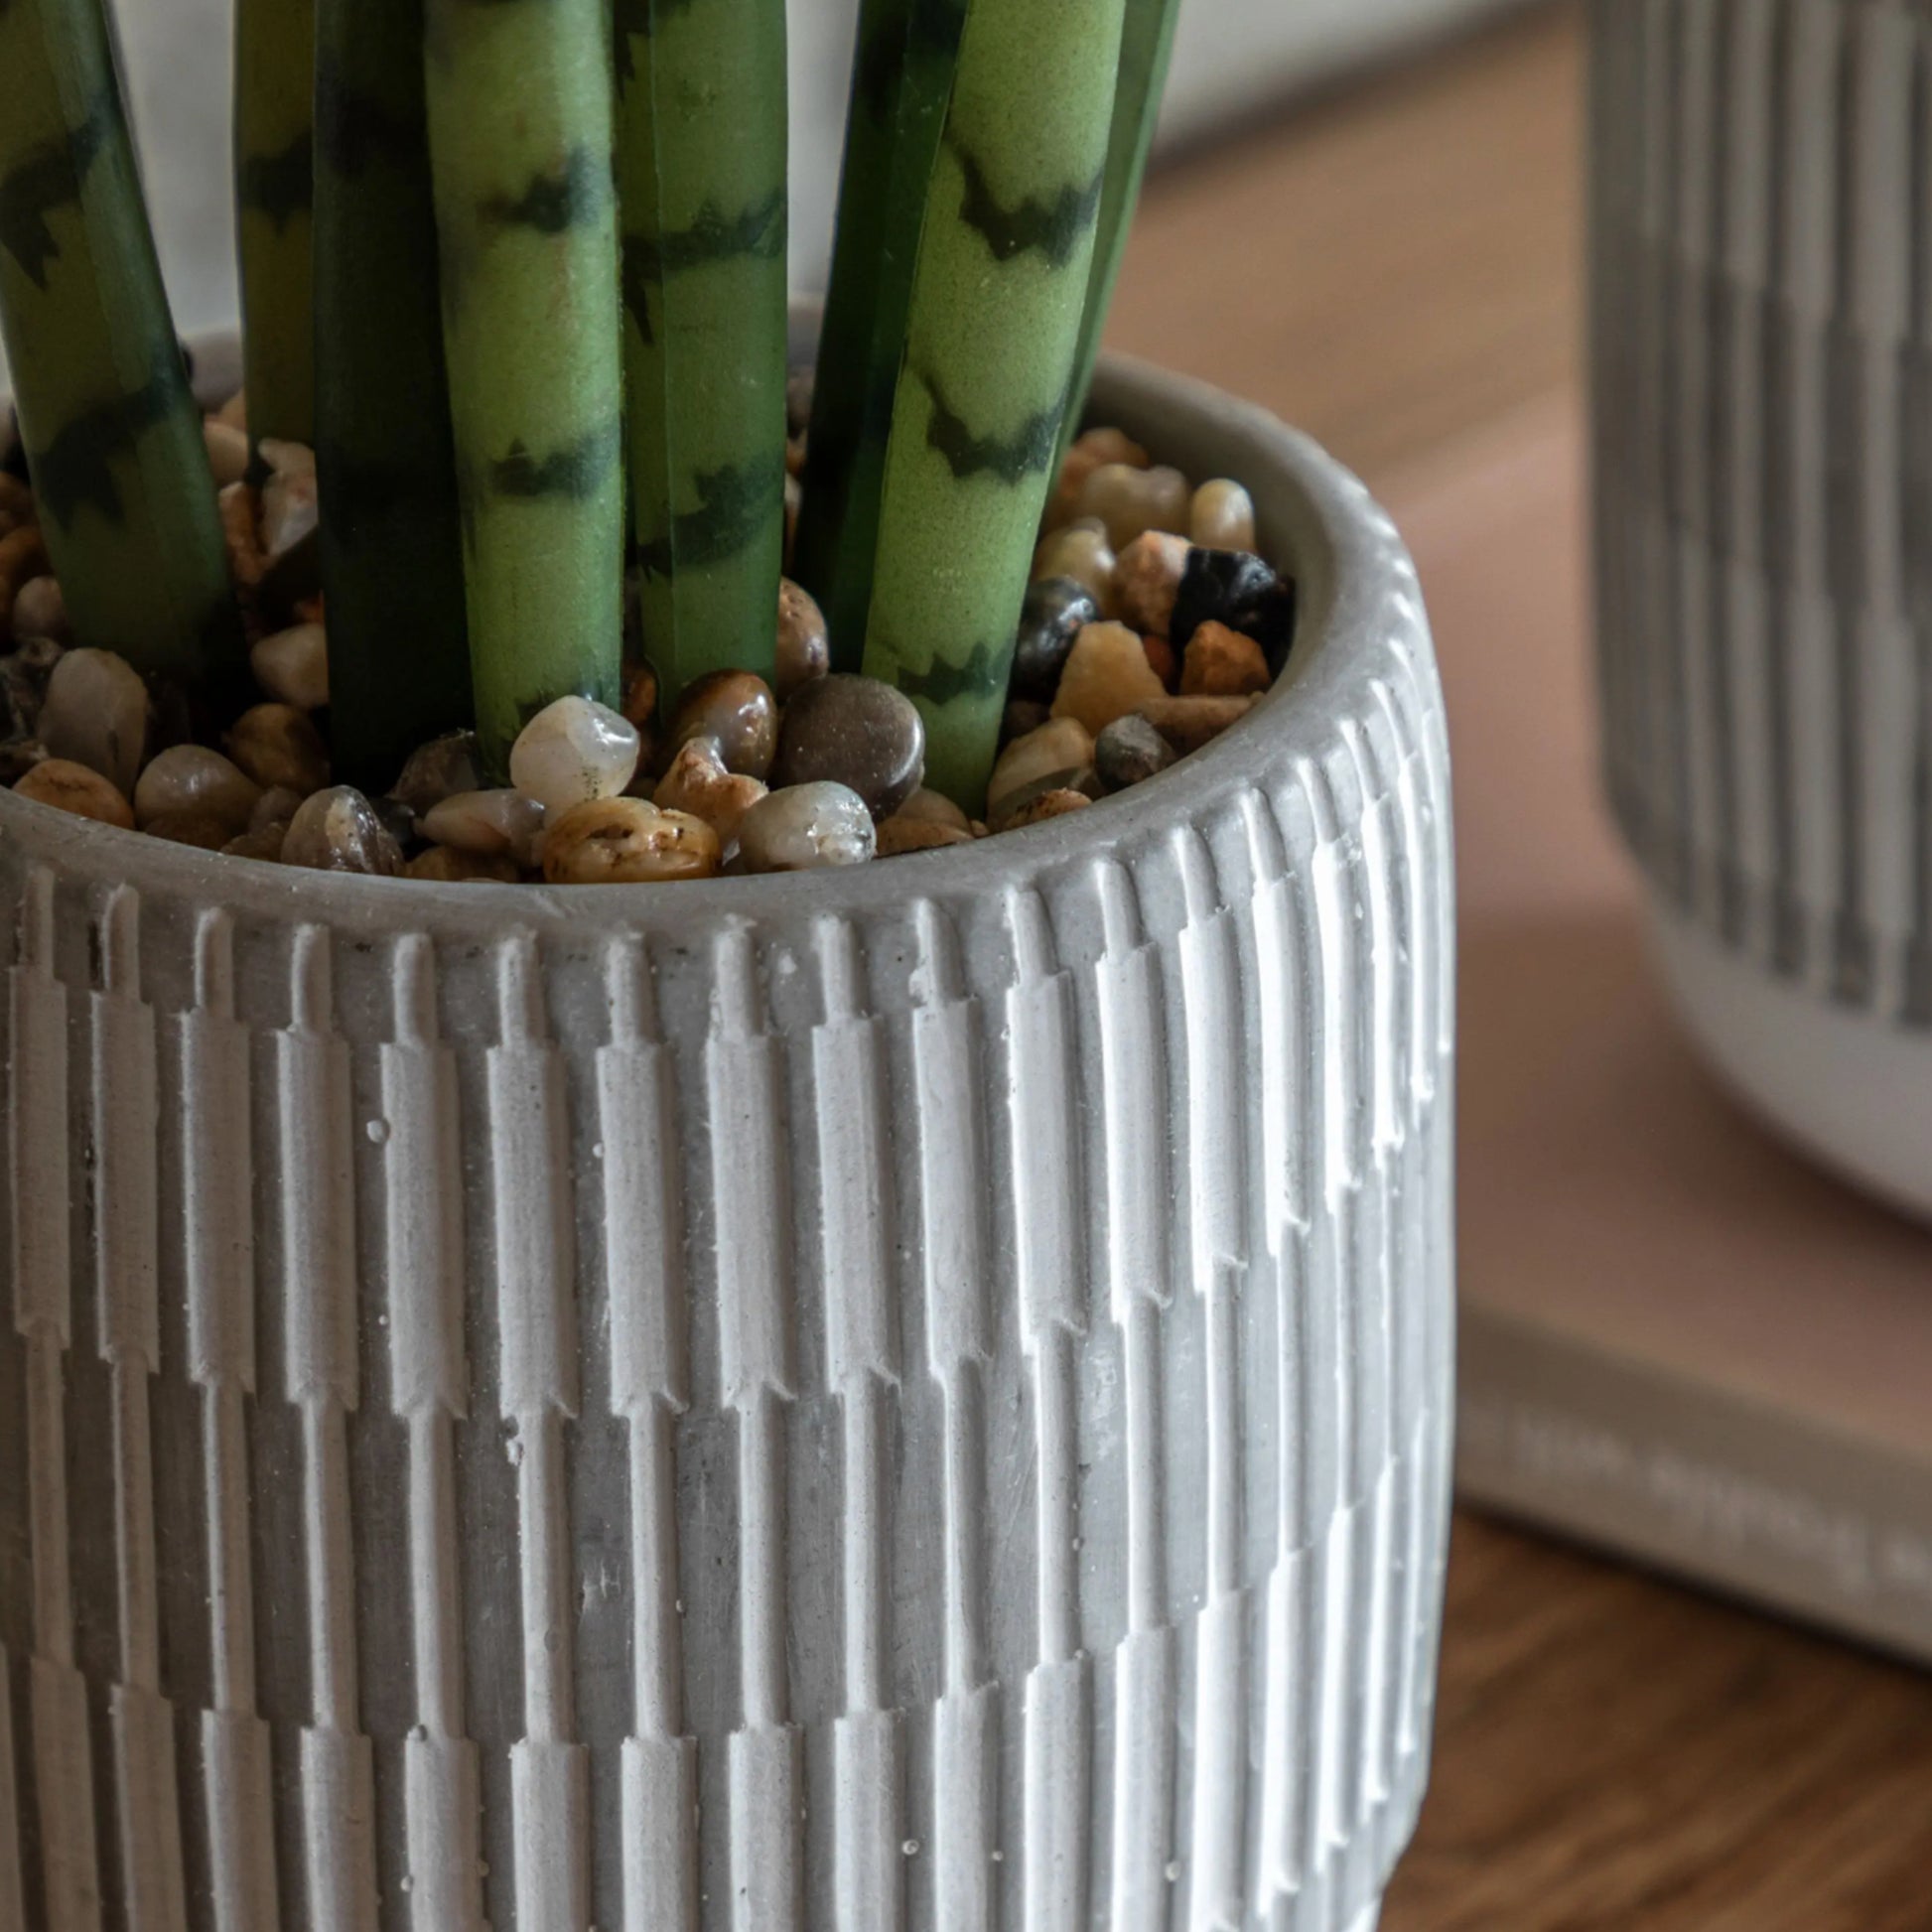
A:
[1171,548,1296,671]
[203,419,251,487]
[226,702,330,794]
[259,463,318,560]
[145,808,233,851]
[991,766,1099,829]
[895,786,971,832]
[1047,427,1149,528]
[1142,632,1176,687]
[1006,787,1092,829]
[542,799,722,884]
[0,635,63,738]
[1011,577,1101,699]
[221,824,286,862]
[670,669,779,779]
[770,673,924,819]
[217,483,264,586]
[1190,479,1257,553]
[421,788,548,868]
[15,757,134,828]
[407,845,518,883]
[0,739,48,785]
[1031,522,1115,603]
[0,524,49,595]
[986,717,1094,824]
[1180,621,1271,698]
[653,737,767,845]
[1137,693,1260,755]
[509,694,641,810]
[1076,463,1190,550]
[134,745,262,832]
[877,816,973,858]
[1049,621,1169,738]
[42,646,148,796]
[737,781,877,872]
[1111,531,1190,637]
[1095,713,1175,793]
[390,731,480,816]
[280,785,405,875]
[11,576,69,646]
[250,621,329,709]
[250,784,305,832]
[775,579,830,701]
[621,661,658,731]
[372,793,418,852]
[1002,699,1050,746]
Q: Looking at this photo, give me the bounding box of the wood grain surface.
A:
[1108,6,1932,1925]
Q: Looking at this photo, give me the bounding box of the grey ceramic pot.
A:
[1589,0,1932,1217]
[0,344,1454,1932]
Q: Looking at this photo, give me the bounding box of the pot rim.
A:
[0,333,1410,942]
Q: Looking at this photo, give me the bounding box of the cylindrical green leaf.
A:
[795,0,966,668]
[617,0,788,702]
[0,0,242,684]
[861,0,1125,807]
[424,0,625,774]
[1056,0,1181,473]
[233,0,317,447]
[314,0,472,789]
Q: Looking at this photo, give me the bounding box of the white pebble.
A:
[1077,463,1191,549]
[40,646,147,797]
[133,745,261,834]
[250,621,329,709]
[737,781,876,873]
[422,787,547,869]
[508,694,640,810]
[1190,479,1257,552]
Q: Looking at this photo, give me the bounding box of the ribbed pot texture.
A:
[1589,0,1932,1020]
[0,349,1453,1932]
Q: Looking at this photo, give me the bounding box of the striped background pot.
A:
[0,335,1454,1931]
[1589,0,1932,1217]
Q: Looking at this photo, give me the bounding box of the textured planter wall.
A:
[1590,0,1932,1021]
[0,356,1453,1932]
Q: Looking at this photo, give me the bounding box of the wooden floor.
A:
[1109,7,1932,1927]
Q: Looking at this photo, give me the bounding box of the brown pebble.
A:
[1032,522,1115,603]
[775,579,830,702]
[1005,787,1093,830]
[1049,621,1169,738]
[218,483,264,587]
[895,786,971,832]
[991,767,1100,830]
[280,784,405,875]
[1136,694,1261,755]
[653,737,767,845]
[1112,531,1190,636]
[407,845,519,884]
[1045,427,1150,529]
[389,732,480,816]
[1180,621,1271,697]
[670,668,779,779]
[621,660,658,731]
[133,744,261,833]
[250,784,305,832]
[221,824,287,862]
[770,673,925,819]
[543,798,722,885]
[1077,463,1191,551]
[145,808,233,851]
[877,817,974,858]
[226,702,330,794]
[987,717,1094,824]
[0,524,49,595]
[15,757,134,828]
[11,576,69,646]
[203,419,251,488]
[1143,633,1176,688]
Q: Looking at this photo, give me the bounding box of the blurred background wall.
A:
[69,0,1523,370]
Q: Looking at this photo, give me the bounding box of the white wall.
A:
[6,0,1522,383]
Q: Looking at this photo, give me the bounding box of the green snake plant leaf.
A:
[314,0,472,789]
[617,0,788,701]
[0,0,242,683]
[424,0,626,775]
[794,0,966,668]
[233,0,318,447]
[861,0,1127,807]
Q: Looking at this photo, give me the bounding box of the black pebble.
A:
[1011,577,1100,701]
[1171,549,1298,674]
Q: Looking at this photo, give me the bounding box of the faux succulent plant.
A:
[0,0,1187,809]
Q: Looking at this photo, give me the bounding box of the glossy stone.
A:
[1049,621,1169,738]
[250,621,330,709]
[133,745,262,833]
[421,788,547,869]
[738,781,877,872]
[986,716,1094,824]
[509,694,641,810]
[226,702,330,795]
[41,646,148,796]
[653,737,767,846]
[1190,479,1258,552]
[1031,522,1115,604]
[1111,532,1190,637]
[249,784,306,832]
[280,785,406,875]
[11,575,69,646]
[390,732,481,816]
[145,809,234,851]
[542,799,722,885]
[670,669,779,780]
[770,673,924,820]
[775,579,831,701]
[1011,577,1101,700]
[1171,548,1298,672]
[15,756,133,828]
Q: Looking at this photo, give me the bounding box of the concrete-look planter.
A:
[0,345,1454,1932]
[1589,0,1932,1218]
